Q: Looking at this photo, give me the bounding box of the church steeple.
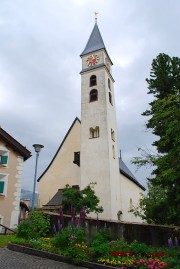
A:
[81,23,106,56]
[80,22,121,220]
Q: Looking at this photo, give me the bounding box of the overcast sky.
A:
[0,0,179,192]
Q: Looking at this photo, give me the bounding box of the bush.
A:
[64,243,90,264]
[108,240,130,252]
[16,211,50,239]
[90,229,111,258]
[52,227,86,250]
[130,241,150,255]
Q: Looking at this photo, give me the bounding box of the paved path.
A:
[0,248,87,269]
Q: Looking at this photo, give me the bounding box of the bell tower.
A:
[80,22,121,220]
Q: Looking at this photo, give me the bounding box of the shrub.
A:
[16,211,50,239]
[16,219,35,239]
[64,243,90,264]
[90,229,111,258]
[108,240,131,252]
[130,241,150,255]
[52,227,86,250]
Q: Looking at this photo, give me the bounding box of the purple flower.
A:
[53,224,57,235]
[175,237,178,247]
[57,219,62,233]
[168,237,173,248]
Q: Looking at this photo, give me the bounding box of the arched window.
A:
[108,78,111,90]
[90,89,98,102]
[90,75,97,87]
[109,92,113,105]
[90,126,99,138]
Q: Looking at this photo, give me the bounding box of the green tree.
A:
[132,53,180,225]
[62,183,103,215]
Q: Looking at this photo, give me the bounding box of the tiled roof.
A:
[119,158,145,191]
[0,127,31,161]
[81,23,106,56]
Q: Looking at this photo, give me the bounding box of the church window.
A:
[109,92,113,105]
[111,129,115,141]
[90,75,97,87]
[90,89,98,102]
[108,78,111,90]
[112,145,115,159]
[73,152,80,166]
[90,126,99,138]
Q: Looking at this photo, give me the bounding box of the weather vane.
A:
[94,12,99,23]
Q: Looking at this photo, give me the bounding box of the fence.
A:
[47,212,180,247]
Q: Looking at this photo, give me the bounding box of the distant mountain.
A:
[21,189,38,209]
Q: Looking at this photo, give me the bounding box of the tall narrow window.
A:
[90,89,98,102]
[112,145,115,159]
[0,174,8,196]
[111,129,115,141]
[108,78,111,90]
[90,126,99,138]
[90,75,97,87]
[109,92,113,105]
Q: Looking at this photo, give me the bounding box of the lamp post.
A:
[32,144,44,211]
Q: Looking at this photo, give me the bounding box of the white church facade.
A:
[38,23,145,222]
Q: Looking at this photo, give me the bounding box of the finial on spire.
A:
[94,12,99,23]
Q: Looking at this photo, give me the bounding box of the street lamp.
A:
[32,144,44,211]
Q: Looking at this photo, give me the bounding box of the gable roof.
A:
[37,117,81,182]
[119,158,145,191]
[0,127,31,161]
[81,23,106,56]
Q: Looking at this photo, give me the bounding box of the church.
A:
[38,22,145,222]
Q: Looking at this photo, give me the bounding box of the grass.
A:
[0,235,16,248]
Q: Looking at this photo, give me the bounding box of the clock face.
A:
[86,54,100,66]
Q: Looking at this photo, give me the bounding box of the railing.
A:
[0,224,16,235]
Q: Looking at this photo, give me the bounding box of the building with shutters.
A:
[0,127,31,230]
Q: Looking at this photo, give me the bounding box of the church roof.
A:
[81,23,106,56]
[119,158,145,191]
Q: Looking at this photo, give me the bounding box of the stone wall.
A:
[49,213,180,247]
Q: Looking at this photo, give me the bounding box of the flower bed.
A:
[10,233,180,268]
[11,211,180,269]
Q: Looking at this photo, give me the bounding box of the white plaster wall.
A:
[120,173,144,222]
[80,51,121,220]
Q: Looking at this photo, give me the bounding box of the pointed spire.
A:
[81,23,106,56]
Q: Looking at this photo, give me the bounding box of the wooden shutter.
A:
[1,156,8,165]
[0,181,5,193]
